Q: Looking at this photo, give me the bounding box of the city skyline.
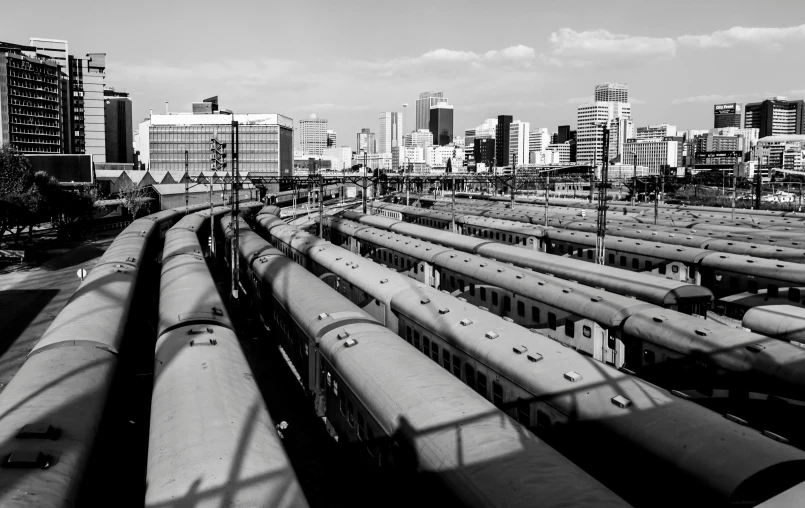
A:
[1,0,803,151]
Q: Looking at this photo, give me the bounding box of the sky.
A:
[2,0,804,150]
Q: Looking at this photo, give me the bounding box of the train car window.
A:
[715,273,722,282]
[459,279,465,292]
[414,263,418,274]
[492,382,503,408]
[608,336,616,349]
[367,427,375,456]
[477,372,487,397]
[769,285,779,298]
[504,296,511,313]
[568,247,574,256]
[583,326,592,338]
[608,253,615,264]
[509,235,513,243]
[470,283,476,296]
[565,320,575,338]
[492,292,499,306]
[516,236,520,244]
[452,356,461,378]
[559,245,565,254]
[587,250,593,260]
[423,337,430,357]
[537,410,551,429]
[745,279,754,293]
[480,287,487,301]
[517,398,530,425]
[465,364,475,388]
[496,232,501,240]
[643,349,655,364]
[532,306,540,322]
[620,256,627,267]
[348,400,355,426]
[407,259,412,270]
[659,264,667,275]
[339,390,346,415]
[789,288,801,302]
[443,350,451,370]
[577,249,583,258]
[406,326,412,344]
[548,312,557,330]
[523,238,528,246]
[394,255,398,265]
[431,343,439,362]
[632,258,639,269]
[358,413,365,440]
[672,265,679,273]
[645,260,652,271]
[414,331,420,349]
[517,301,525,317]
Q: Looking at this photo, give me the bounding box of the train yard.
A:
[3,192,805,507]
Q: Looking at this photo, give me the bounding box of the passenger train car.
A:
[0,201,260,507]
[223,216,629,508]
[743,306,805,348]
[341,209,713,315]
[251,209,805,508]
[146,207,307,507]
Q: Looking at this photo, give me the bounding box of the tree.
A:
[0,145,34,196]
[119,183,149,219]
[0,146,37,243]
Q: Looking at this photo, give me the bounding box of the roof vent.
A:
[763,430,789,444]
[188,327,213,335]
[745,344,765,353]
[670,390,691,399]
[380,279,388,284]
[611,395,632,409]
[420,298,430,304]
[590,296,603,302]
[17,424,58,440]
[485,331,499,340]
[460,319,472,326]
[694,328,710,336]
[564,371,582,382]
[4,450,51,469]
[725,414,748,426]
[343,338,358,348]
[318,313,328,320]
[480,263,487,267]
[458,297,467,302]
[562,288,572,294]
[337,331,350,340]
[439,308,450,314]
[527,353,543,362]
[512,345,527,354]
[652,316,667,323]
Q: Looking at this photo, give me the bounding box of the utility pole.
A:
[654,175,659,225]
[511,154,516,210]
[544,171,549,228]
[631,152,637,206]
[184,148,189,214]
[731,165,737,221]
[362,152,368,214]
[222,111,239,301]
[595,125,610,265]
[755,164,762,209]
[319,167,324,238]
[210,131,227,261]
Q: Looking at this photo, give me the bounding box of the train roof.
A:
[743,305,805,344]
[546,229,713,263]
[699,253,805,284]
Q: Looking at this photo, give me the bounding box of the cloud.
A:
[678,24,805,49]
[630,97,647,105]
[789,89,805,96]
[670,94,747,105]
[566,96,592,104]
[545,28,676,66]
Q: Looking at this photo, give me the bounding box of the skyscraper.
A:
[509,120,530,167]
[714,103,742,129]
[299,113,328,156]
[416,91,447,131]
[356,128,376,154]
[326,129,337,147]
[745,97,804,138]
[594,82,628,103]
[429,103,453,146]
[576,101,631,164]
[378,111,403,154]
[104,89,133,163]
[495,115,513,166]
[529,128,551,155]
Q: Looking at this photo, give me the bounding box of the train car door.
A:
[602,329,625,368]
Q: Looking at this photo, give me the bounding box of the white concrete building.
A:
[609,117,635,162]
[323,146,352,170]
[595,82,628,103]
[576,101,631,165]
[378,111,404,155]
[530,150,561,165]
[405,129,433,149]
[623,138,678,173]
[546,142,572,164]
[509,120,530,167]
[636,124,677,140]
[473,118,498,139]
[299,113,328,156]
[528,127,551,154]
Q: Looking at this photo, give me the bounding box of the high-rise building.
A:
[623,138,678,173]
[416,91,447,131]
[595,82,628,103]
[636,124,677,140]
[140,110,293,178]
[714,103,742,128]
[608,117,635,162]
[474,118,498,139]
[464,129,476,149]
[326,129,337,147]
[509,120,530,167]
[356,128,376,154]
[528,128,550,154]
[576,101,631,165]
[0,42,63,153]
[406,129,433,149]
[745,97,804,138]
[103,89,133,163]
[495,115,513,166]
[75,53,107,162]
[299,113,328,156]
[473,138,495,168]
[429,103,453,146]
[378,111,403,154]
[557,125,573,143]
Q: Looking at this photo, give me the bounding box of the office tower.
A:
[406,129,433,149]
[714,104,742,129]
[636,124,677,140]
[557,125,572,143]
[104,89,133,163]
[528,127,551,154]
[356,128,376,154]
[0,42,62,153]
[429,103,453,146]
[140,109,293,177]
[745,97,804,137]
[623,138,679,173]
[608,118,635,162]
[495,115,513,166]
[576,101,631,165]
[378,111,403,154]
[464,129,476,149]
[326,129,337,147]
[594,82,628,103]
[474,118,498,139]
[76,53,107,162]
[509,120,530,167]
[416,91,447,131]
[299,113,328,156]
